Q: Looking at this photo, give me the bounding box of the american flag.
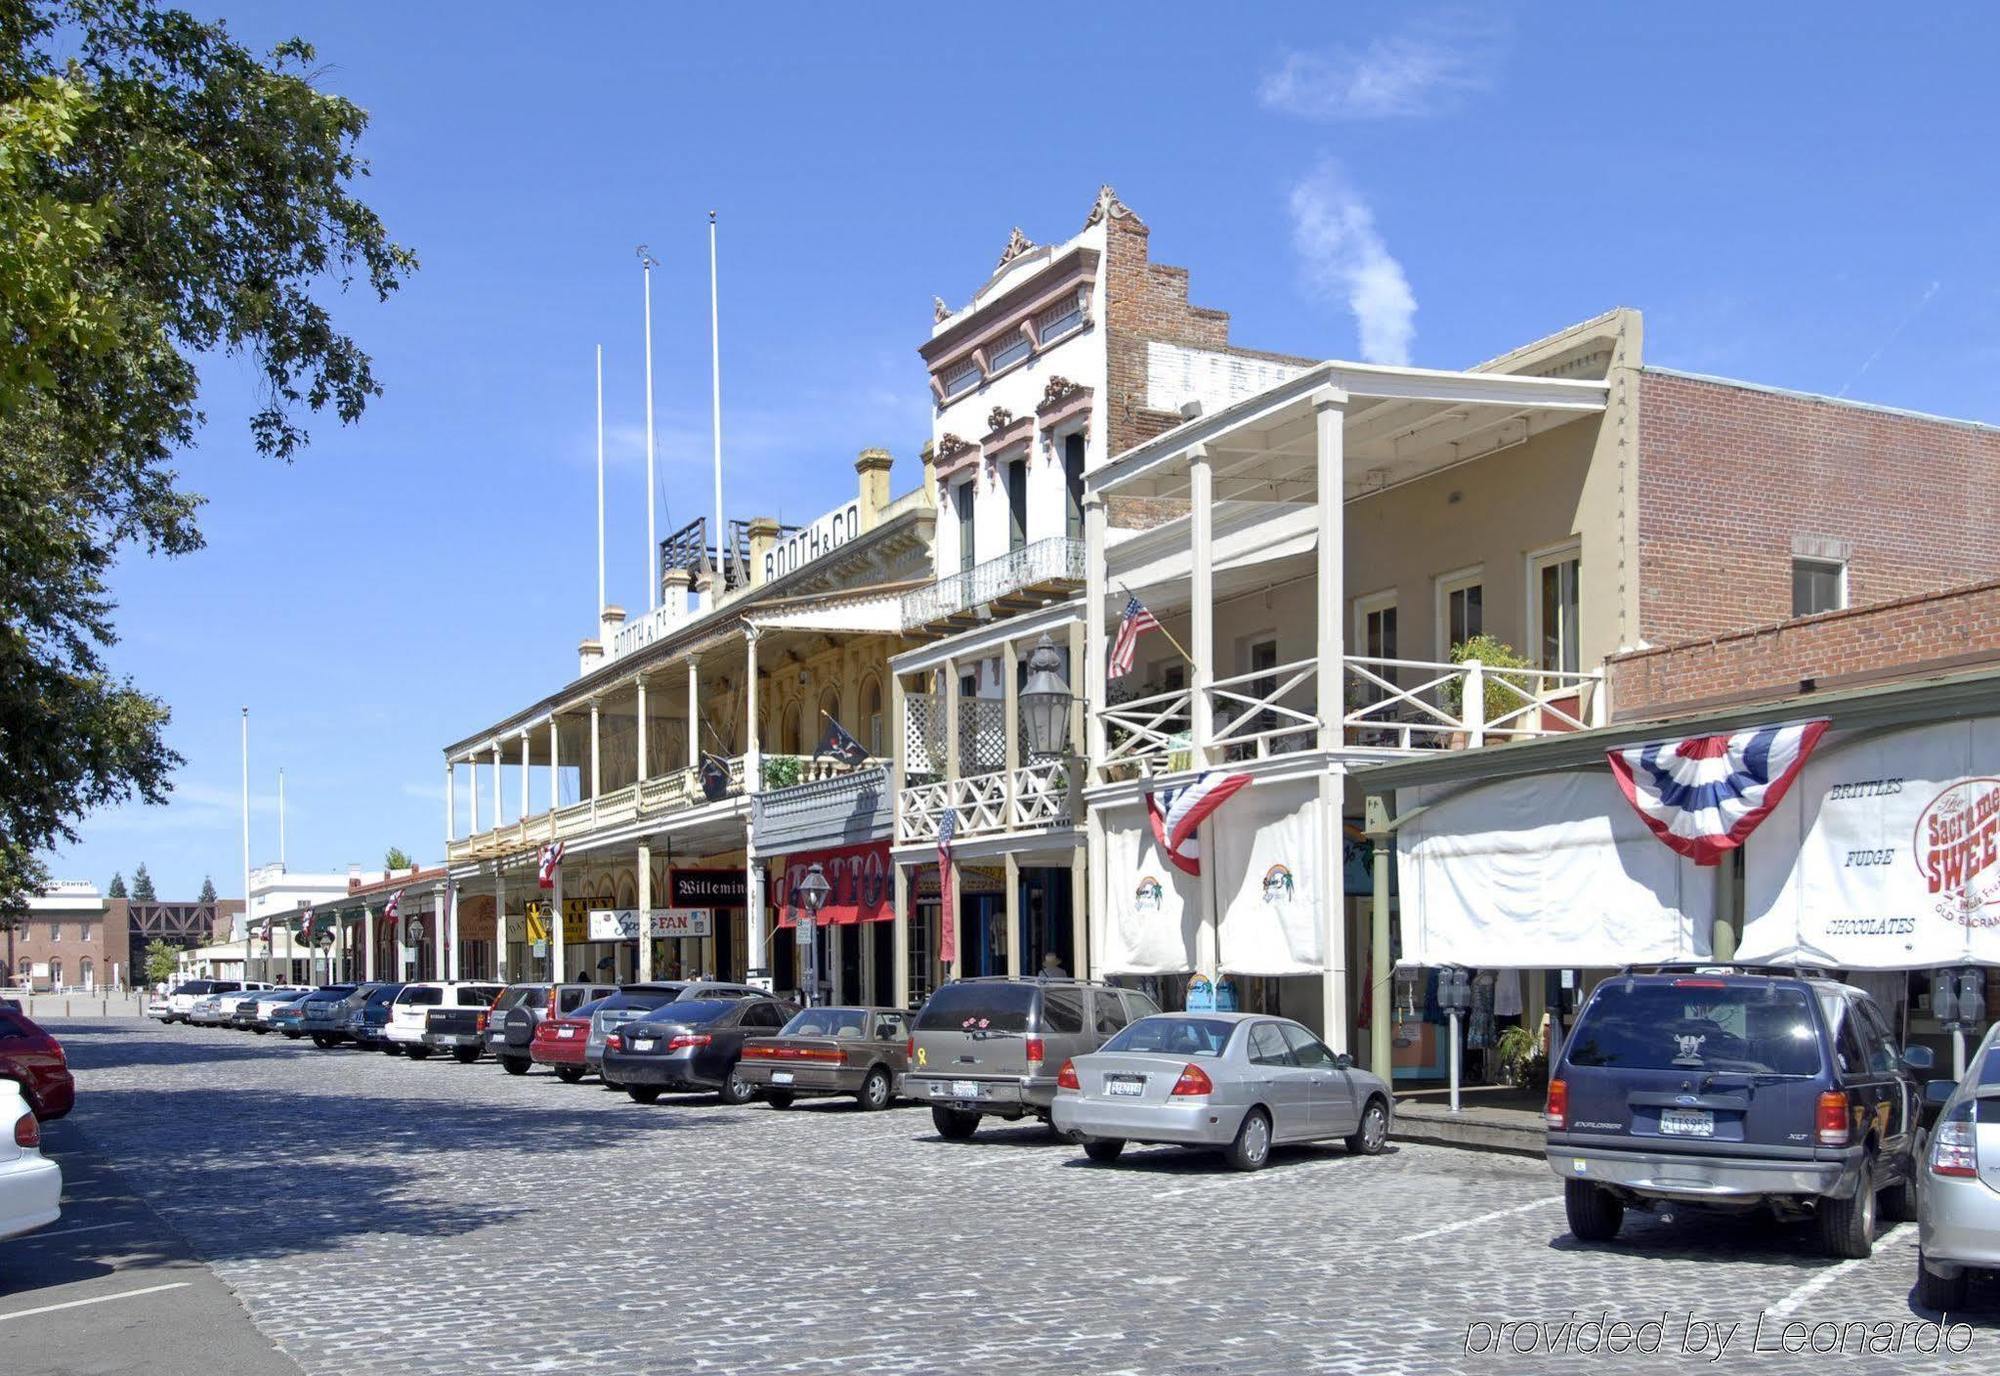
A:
[936,811,957,967]
[1108,593,1160,679]
[538,841,565,889]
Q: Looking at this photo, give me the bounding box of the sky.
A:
[46,3,2000,899]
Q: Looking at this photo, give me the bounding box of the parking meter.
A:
[1957,969,1986,1027]
[1436,967,1472,1013]
[1933,970,1959,1026]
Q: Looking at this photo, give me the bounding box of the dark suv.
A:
[1549,967,1930,1258]
[485,983,616,1074]
[905,978,1161,1141]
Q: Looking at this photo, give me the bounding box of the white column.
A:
[746,859,768,988]
[491,742,503,827]
[892,860,910,1009]
[943,657,961,782]
[637,840,653,982]
[494,867,508,983]
[686,657,700,770]
[551,863,565,981]
[744,628,762,790]
[1083,492,1108,782]
[444,760,456,842]
[589,698,602,809]
[437,885,450,981]
[362,905,376,982]
[1313,389,1348,749]
[518,730,530,820]
[469,755,481,835]
[548,716,561,824]
[1188,443,1215,769]
[635,674,650,785]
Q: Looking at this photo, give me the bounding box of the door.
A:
[1244,1021,1312,1141]
[1006,458,1027,553]
[1852,996,1915,1167]
[1280,1022,1356,1135]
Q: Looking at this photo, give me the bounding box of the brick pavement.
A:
[39,1019,2000,1374]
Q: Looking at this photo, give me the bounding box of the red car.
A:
[529,1003,598,1083]
[0,1010,73,1122]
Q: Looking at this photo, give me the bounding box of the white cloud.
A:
[1260,16,1503,121]
[1288,163,1417,367]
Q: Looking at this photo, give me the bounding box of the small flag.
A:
[1145,771,1252,876]
[937,810,957,966]
[812,714,870,768]
[1109,593,1161,679]
[538,842,565,889]
[383,888,402,933]
[699,752,732,801]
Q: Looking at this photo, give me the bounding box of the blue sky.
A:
[49,3,2000,898]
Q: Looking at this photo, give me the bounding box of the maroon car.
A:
[0,1009,74,1122]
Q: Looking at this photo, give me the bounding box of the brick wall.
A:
[4,907,131,990]
[1609,578,2000,719]
[1637,370,2000,644]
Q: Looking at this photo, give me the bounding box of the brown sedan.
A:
[738,1005,911,1111]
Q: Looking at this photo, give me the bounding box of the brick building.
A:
[5,882,125,991]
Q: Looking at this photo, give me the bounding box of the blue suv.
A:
[1548,966,1930,1258]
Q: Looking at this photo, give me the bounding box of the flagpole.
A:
[277,766,286,869]
[1116,581,1197,665]
[708,211,724,583]
[595,343,606,617]
[639,246,660,610]
[240,707,252,984]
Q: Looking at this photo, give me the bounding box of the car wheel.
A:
[382,1044,403,1056]
[765,1091,796,1110]
[1225,1108,1272,1171]
[1564,1179,1625,1243]
[1879,1173,1918,1223]
[931,1106,981,1141]
[311,1034,335,1049]
[1818,1161,1877,1259]
[627,1085,663,1105]
[857,1067,892,1112]
[282,1031,301,1040]
[452,1048,481,1065]
[1083,1138,1126,1165]
[1346,1096,1390,1155]
[500,1056,530,1076]
[251,1028,267,1036]
[1917,1251,1968,1312]
[405,1047,432,1061]
[718,1071,758,1106]
[553,1066,585,1084]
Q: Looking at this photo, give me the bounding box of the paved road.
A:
[18,1019,1999,1374]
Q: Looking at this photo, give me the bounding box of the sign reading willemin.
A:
[1741,718,2000,968]
[668,868,746,908]
[763,499,861,582]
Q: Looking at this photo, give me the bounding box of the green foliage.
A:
[383,847,412,872]
[107,870,128,898]
[762,756,803,790]
[1496,1023,1547,1090]
[196,874,216,903]
[142,936,177,984]
[130,861,155,900]
[0,1,415,921]
[1441,633,1537,729]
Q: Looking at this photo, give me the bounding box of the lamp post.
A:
[406,917,426,983]
[1020,633,1074,761]
[795,863,831,1008]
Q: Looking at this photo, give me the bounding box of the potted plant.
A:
[1440,633,1536,745]
[1496,1023,1547,1092]
[761,756,803,790]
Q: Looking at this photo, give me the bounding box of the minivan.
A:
[904,977,1160,1141]
[1548,966,1929,1258]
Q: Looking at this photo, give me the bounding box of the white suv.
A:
[384,983,500,1060]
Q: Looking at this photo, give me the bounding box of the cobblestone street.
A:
[7,1019,1990,1374]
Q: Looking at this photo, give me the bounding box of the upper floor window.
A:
[1436,567,1483,657]
[1532,546,1581,674]
[80,923,92,944]
[1792,557,1846,617]
[1035,293,1085,346]
[1062,433,1086,541]
[1354,595,1398,701]
[941,358,980,400]
[954,480,975,574]
[1006,458,1028,554]
[49,921,60,942]
[986,331,1030,374]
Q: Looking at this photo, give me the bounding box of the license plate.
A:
[634,1039,655,1052]
[1106,1078,1144,1097]
[771,1071,794,1085]
[949,1080,983,1099]
[557,1028,575,1038]
[1659,1108,1714,1137]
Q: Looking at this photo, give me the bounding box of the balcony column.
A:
[1002,635,1020,796]
[891,667,911,1010]
[637,839,653,983]
[444,760,456,843]
[518,730,530,823]
[548,716,560,832]
[494,865,508,983]
[635,674,649,787]
[686,657,700,770]
[744,627,762,792]
[1188,443,1215,769]
[362,905,376,982]
[892,860,910,1009]
[1003,852,1021,980]
[1313,388,1348,749]
[1083,492,1108,784]
[589,697,602,813]
[469,755,480,836]
[491,742,503,827]
[943,657,960,783]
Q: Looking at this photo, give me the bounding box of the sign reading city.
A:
[763,499,861,583]
[668,868,746,909]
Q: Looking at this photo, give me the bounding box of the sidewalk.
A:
[6,992,150,1021]
[1392,1083,1546,1157]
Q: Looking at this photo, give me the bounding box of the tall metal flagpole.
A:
[277,767,286,869]
[639,246,660,610]
[596,344,606,617]
[240,708,252,984]
[708,211,724,583]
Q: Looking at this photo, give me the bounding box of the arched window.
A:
[861,675,884,756]
[817,685,841,742]
[79,957,94,990]
[782,701,804,755]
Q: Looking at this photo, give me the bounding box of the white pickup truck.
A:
[382,983,503,1060]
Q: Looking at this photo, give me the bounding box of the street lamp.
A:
[795,863,831,1008]
[1020,632,1074,760]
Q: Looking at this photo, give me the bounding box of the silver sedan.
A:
[1917,1019,2000,1311]
[1051,1012,1393,1170]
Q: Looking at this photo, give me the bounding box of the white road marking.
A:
[27,1221,129,1239]
[0,1281,192,1323]
[1767,1223,1914,1318]
[1400,1195,1564,1242]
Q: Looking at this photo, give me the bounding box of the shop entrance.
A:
[1017,866,1074,975]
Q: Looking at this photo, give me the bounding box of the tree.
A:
[0,2,416,920]
[107,871,127,898]
[197,874,217,903]
[142,937,177,985]
[383,847,413,872]
[130,862,156,900]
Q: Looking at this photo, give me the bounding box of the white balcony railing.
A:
[444,756,754,862]
[900,535,1084,630]
[897,759,1075,844]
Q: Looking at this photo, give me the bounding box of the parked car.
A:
[233,988,308,1032]
[272,988,347,1038]
[0,1008,74,1123]
[384,983,504,1059]
[1915,1019,2000,1309]
[1051,1012,1392,1170]
[420,983,507,1063]
[531,997,611,1082]
[601,996,798,1104]
[485,983,616,1075]
[349,983,407,1050]
[0,1080,59,1242]
[186,991,241,1027]
[303,983,378,1047]
[737,1005,911,1111]
[158,979,252,1023]
[1548,966,1928,1258]
[904,977,1161,1141]
[585,982,765,1084]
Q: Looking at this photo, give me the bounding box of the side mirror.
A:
[1903,1045,1935,1072]
[1335,1052,1355,1070]
[1923,1079,1959,1107]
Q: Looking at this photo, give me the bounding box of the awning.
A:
[771,842,892,926]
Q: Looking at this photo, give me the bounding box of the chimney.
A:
[920,439,939,509]
[599,603,627,650]
[746,516,782,587]
[579,638,604,676]
[662,567,692,618]
[855,447,894,531]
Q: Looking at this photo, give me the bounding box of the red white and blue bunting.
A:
[1607,718,1830,865]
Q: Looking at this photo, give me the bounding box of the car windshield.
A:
[1567,982,1822,1076]
[641,999,734,1027]
[494,987,546,1012]
[913,982,1037,1034]
[781,1008,874,1038]
[401,987,444,1007]
[1102,1016,1238,1058]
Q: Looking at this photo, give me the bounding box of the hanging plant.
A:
[1440,633,1537,727]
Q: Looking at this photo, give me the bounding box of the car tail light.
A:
[906,1036,915,1061]
[1817,1090,1851,1146]
[1056,1059,1080,1092]
[14,1112,40,1150]
[606,1035,623,1052]
[1670,978,1727,989]
[1931,1101,1980,1178]
[1025,1037,1045,1067]
[1545,1077,1568,1130]
[1170,1063,1213,1097]
[667,1033,712,1052]
[742,1044,775,1061]
[475,1012,488,1032]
